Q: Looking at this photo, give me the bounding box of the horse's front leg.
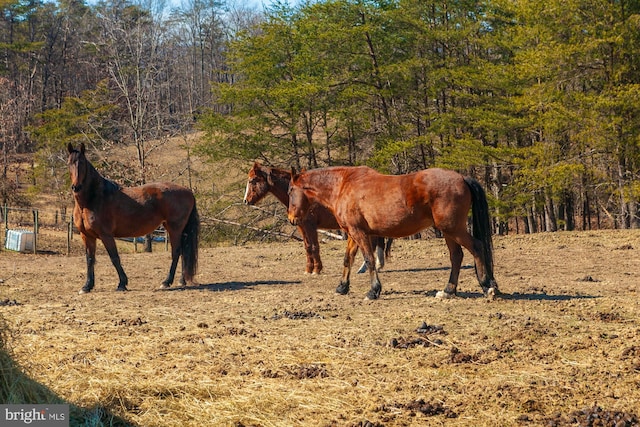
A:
[299,223,322,274]
[359,236,382,300]
[79,234,97,294]
[101,235,128,291]
[336,236,359,295]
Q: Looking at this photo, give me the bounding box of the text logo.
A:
[1,405,69,427]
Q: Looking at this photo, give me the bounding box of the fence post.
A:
[33,209,38,254]
[2,204,7,251]
[67,217,72,256]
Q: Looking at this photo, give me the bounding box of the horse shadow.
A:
[164,279,301,292]
[380,266,599,301]
[495,292,599,301]
[381,265,474,274]
[382,289,599,301]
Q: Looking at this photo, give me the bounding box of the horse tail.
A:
[181,203,200,283]
[464,177,494,283]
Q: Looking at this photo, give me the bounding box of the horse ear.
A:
[79,143,86,154]
[291,167,297,177]
[67,143,74,154]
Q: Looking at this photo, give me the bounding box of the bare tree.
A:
[0,78,32,206]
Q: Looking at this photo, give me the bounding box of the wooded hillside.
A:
[2,0,640,236]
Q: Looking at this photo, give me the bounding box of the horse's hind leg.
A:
[468,236,498,297]
[161,227,182,288]
[445,231,497,299]
[101,235,128,291]
[436,236,464,299]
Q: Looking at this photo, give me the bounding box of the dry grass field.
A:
[1,229,640,426]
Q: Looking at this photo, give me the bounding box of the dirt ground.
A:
[1,229,640,426]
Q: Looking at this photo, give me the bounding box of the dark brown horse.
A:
[244,162,389,274]
[287,166,497,300]
[67,143,199,293]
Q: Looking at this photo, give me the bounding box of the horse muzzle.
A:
[288,214,299,226]
[71,184,83,193]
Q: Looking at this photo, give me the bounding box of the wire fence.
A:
[1,202,435,256]
[1,205,169,256]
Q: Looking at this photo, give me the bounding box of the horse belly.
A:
[357,196,433,238]
[114,204,165,237]
[367,210,433,238]
[112,191,167,237]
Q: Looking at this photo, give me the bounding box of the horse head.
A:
[67,143,88,193]
[287,167,312,226]
[244,162,271,205]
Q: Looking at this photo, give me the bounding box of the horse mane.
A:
[301,166,349,189]
[82,154,121,195]
[103,177,121,195]
[266,166,292,184]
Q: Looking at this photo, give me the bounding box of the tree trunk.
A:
[544,192,557,232]
[526,203,537,233]
[629,200,639,229]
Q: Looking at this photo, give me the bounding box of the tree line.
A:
[2,0,640,235]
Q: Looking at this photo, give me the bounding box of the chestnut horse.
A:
[67,143,199,293]
[287,166,497,300]
[243,162,389,274]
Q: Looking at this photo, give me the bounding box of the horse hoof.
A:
[365,291,380,300]
[486,287,496,301]
[78,288,91,295]
[116,287,128,292]
[336,283,349,295]
[435,290,454,299]
[159,283,171,290]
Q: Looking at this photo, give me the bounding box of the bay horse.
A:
[67,143,199,294]
[243,162,389,274]
[287,166,498,300]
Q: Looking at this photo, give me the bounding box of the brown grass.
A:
[1,230,640,426]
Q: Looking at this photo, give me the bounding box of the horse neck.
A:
[74,162,107,207]
[302,169,342,209]
[267,168,292,206]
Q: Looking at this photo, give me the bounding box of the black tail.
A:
[464,177,495,285]
[181,204,200,283]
